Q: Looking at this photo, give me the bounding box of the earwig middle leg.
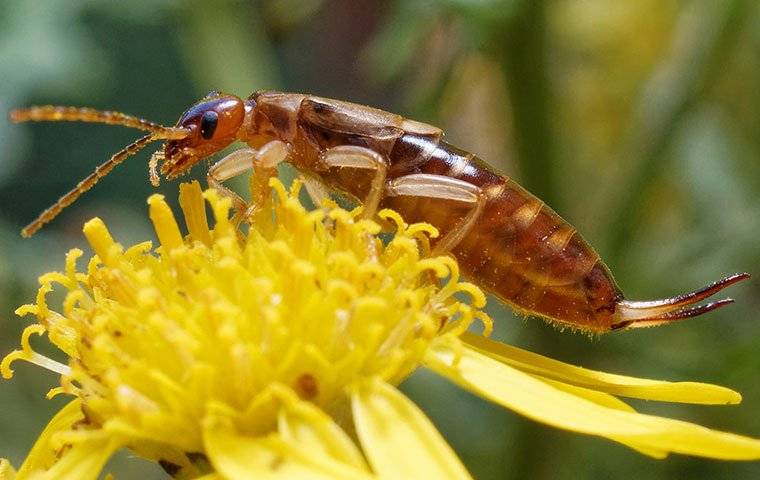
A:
[386,173,486,255]
[320,146,388,219]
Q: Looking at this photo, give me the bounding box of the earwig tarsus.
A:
[9,91,750,333]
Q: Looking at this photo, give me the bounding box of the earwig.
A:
[10,91,750,333]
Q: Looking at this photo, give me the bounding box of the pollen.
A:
[1,178,489,458]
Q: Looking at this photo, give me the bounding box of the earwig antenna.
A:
[9,106,189,140]
[11,105,192,237]
[612,273,751,330]
[21,134,157,237]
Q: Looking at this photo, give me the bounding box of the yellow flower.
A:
[2,178,760,479]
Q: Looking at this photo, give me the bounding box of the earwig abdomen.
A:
[294,102,625,331]
[249,92,744,333]
[381,136,623,332]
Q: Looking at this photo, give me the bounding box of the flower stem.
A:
[604,0,751,263]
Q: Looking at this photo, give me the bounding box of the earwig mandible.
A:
[10,90,750,333]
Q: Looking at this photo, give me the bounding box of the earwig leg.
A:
[611,273,751,330]
[386,173,486,255]
[207,141,290,226]
[148,151,163,187]
[242,140,291,221]
[319,146,388,219]
[299,175,333,208]
[207,148,258,220]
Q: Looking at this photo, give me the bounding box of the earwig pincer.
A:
[10,91,750,333]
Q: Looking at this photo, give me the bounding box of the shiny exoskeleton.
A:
[10,91,749,333]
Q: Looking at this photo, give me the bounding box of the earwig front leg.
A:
[207,148,258,221]
[386,173,486,255]
[148,151,163,187]
[320,146,388,219]
[207,141,290,225]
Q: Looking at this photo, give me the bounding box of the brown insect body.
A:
[10,91,749,333]
[251,92,620,331]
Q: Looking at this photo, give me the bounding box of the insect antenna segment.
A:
[9,105,191,237]
[612,273,751,330]
[9,106,189,139]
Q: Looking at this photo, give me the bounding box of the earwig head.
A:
[161,92,245,179]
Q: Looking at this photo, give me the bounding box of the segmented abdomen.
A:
[383,134,623,331]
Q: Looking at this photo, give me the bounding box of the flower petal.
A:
[426,342,760,460]
[33,437,121,480]
[351,379,472,480]
[203,426,371,480]
[12,399,122,480]
[0,459,16,480]
[461,332,741,404]
[276,390,369,471]
[542,378,667,458]
[15,399,83,477]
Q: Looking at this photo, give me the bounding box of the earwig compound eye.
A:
[200,111,219,139]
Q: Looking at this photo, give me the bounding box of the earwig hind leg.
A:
[611,273,751,330]
[386,173,486,255]
[320,146,388,219]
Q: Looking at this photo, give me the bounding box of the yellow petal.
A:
[203,426,371,480]
[426,342,760,460]
[543,378,667,458]
[461,332,741,404]
[11,398,121,480]
[15,399,83,477]
[351,379,472,480]
[0,459,16,480]
[33,437,121,480]
[275,389,369,471]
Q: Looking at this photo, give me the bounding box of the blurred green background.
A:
[1,0,758,478]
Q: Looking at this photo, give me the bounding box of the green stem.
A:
[496,0,558,207]
[490,2,566,478]
[604,0,750,263]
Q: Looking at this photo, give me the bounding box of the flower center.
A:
[3,179,489,454]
